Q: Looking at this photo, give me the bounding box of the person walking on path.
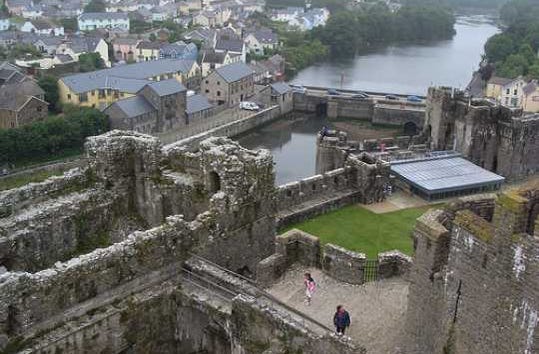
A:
[334,305,351,335]
[304,272,316,305]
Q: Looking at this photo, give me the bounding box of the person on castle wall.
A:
[304,272,316,305]
[334,305,351,336]
[320,125,329,138]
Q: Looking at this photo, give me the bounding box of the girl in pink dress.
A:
[304,272,316,305]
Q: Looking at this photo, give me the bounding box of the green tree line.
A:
[484,0,539,79]
[0,107,109,166]
[312,3,455,57]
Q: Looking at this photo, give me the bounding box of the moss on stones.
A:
[454,210,494,243]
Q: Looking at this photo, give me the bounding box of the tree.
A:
[38,76,60,113]
[78,52,105,72]
[84,0,106,13]
[484,34,515,63]
[60,18,77,32]
[528,62,539,79]
[496,54,528,78]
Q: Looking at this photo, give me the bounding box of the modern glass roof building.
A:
[390,152,505,200]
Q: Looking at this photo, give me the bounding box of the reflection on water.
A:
[291,15,499,95]
[237,115,330,185]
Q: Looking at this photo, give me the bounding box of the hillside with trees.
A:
[484,0,539,79]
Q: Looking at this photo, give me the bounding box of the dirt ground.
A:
[267,265,409,354]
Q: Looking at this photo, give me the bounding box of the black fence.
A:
[363,259,379,283]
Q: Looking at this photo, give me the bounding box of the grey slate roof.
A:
[109,95,156,118]
[79,12,129,21]
[488,76,514,86]
[214,62,253,83]
[390,154,505,194]
[271,81,291,95]
[186,94,213,114]
[0,80,46,111]
[249,29,278,44]
[61,59,195,93]
[145,79,186,96]
[215,38,243,53]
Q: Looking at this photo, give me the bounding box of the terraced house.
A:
[78,12,130,32]
[58,59,199,110]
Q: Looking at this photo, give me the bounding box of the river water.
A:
[239,15,499,185]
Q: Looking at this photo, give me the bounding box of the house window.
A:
[506,88,510,94]
[67,94,71,100]
[217,81,220,85]
[91,90,95,96]
[99,89,105,98]
[514,89,518,95]
[205,80,209,84]
[79,93,88,102]
[36,106,42,112]
[205,89,209,93]
[217,91,221,96]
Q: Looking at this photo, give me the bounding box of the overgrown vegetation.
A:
[0,106,109,166]
[38,75,60,113]
[79,52,105,72]
[83,0,106,13]
[484,0,539,79]
[285,204,436,258]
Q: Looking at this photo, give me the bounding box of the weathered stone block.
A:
[377,250,412,280]
[322,243,366,284]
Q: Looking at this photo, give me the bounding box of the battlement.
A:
[406,180,539,354]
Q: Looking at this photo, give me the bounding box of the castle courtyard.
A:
[267,265,409,354]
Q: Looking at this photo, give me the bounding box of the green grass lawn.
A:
[285,204,437,258]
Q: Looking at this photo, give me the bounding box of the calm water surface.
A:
[292,15,499,95]
[240,15,499,185]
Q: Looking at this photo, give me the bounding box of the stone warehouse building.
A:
[201,62,254,106]
[0,67,48,129]
[104,79,187,133]
[58,59,199,110]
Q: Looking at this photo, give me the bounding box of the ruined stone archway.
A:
[316,103,327,117]
[208,171,221,194]
[403,122,419,136]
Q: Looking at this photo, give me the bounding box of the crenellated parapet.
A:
[406,180,539,354]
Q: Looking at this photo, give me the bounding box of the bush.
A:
[0,108,109,165]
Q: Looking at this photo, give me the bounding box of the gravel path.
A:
[267,265,409,354]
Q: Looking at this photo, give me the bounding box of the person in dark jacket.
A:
[333,305,351,335]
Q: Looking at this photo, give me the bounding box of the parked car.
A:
[290,84,306,94]
[327,88,340,95]
[239,101,260,111]
[351,92,369,99]
[407,95,422,102]
[385,94,399,100]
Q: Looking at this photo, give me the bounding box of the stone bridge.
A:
[293,86,426,135]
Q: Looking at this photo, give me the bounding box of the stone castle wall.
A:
[405,182,539,354]
[424,87,539,180]
[257,229,411,287]
[0,131,280,352]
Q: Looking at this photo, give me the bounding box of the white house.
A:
[78,12,130,32]
[56,36,111,67]
[0,18,10,31]
[486,76,527,108]
[244,29,278,55]
[193,7,231,27]
[21,19,64,36]
[21,5,43,19]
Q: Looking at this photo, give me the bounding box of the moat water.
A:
[239,15,499,185]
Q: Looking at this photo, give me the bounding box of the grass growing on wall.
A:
[285,204,435,258]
